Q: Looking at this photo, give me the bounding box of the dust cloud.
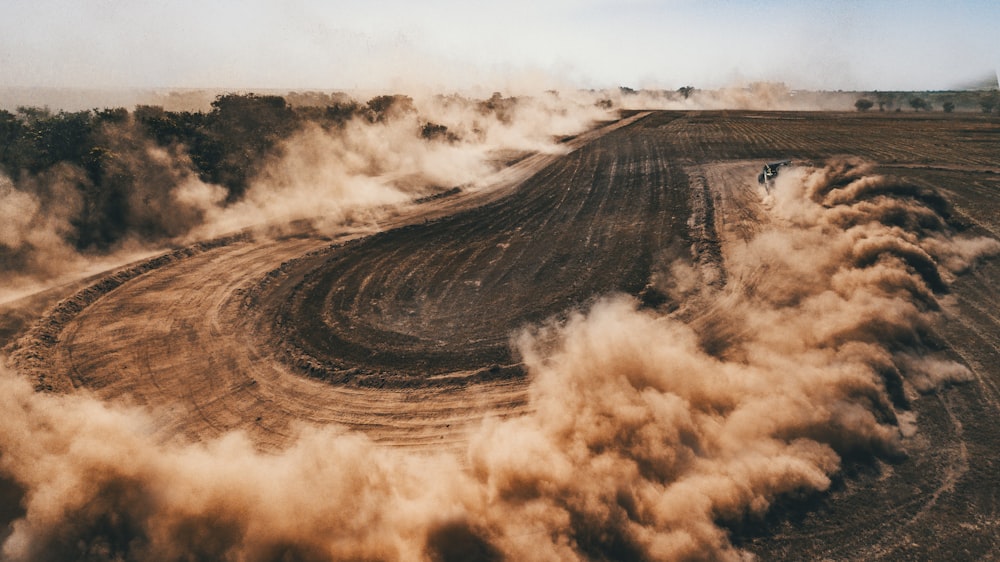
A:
[1,156,997,560]
[615,82,857,111]
[0,91,611,303]
[0,165,162,305]
[0,84,865,304]
[192,92,607,239]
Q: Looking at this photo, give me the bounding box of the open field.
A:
[4,110,1000,559]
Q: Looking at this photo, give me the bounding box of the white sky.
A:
[1,0,997,92]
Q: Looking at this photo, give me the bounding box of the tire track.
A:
[6,112,999,556]
[7,114,662,451]
[265,115,689,385]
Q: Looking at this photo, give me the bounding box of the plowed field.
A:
[5,110,1000,558]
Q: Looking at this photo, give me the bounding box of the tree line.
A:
[0,92,480,253]
[854,90,999,113]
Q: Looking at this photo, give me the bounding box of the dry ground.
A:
[4,110,999,558]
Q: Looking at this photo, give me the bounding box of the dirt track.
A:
[9,113,670,452]
[6,110,1000,557]
[260,114,689,385]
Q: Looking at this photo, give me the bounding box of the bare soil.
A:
[5,110,1000,557]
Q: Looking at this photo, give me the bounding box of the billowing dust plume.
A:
[613,82,857,111]
[0,91,610,303]
[1,159,997,560]
[192,91,609,239]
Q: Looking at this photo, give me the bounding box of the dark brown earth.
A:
[3,110,999,558]
[258,113,690,385]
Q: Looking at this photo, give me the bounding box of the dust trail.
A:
[466,159,998,560]
[191,91,609,239]
[0,368,475,561]
[1,91,612,303]
[615,82,857,111]
[1,159,997,560]
[1,168,85,295]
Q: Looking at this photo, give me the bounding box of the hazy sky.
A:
[1,0,997,92]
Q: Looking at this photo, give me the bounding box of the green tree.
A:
[323,100,362,127]
[981,93,998,114]
[95,107,129,125]
[365,95,415,123]
[76,144,129,249]
[909,97,929,111]
[203,93,299,199]
[136,107,207,148]
[855,99,874,112]
[420,122,456,142]
[477,92,517,124]
[0,109,98,180]
[876,92,894,112]
[0,110,24,173]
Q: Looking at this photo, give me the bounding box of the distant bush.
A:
[420,122,457,142]
[324,101,363,126]
[854,99,874,112]
[364,95,415,123]
[909,97,930,111]
[942,101,955,113]
[981,93,998,114]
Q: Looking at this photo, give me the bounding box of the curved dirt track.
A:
[12,112,689,452]
[7,110,1000,558]
[261,116,689,384]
